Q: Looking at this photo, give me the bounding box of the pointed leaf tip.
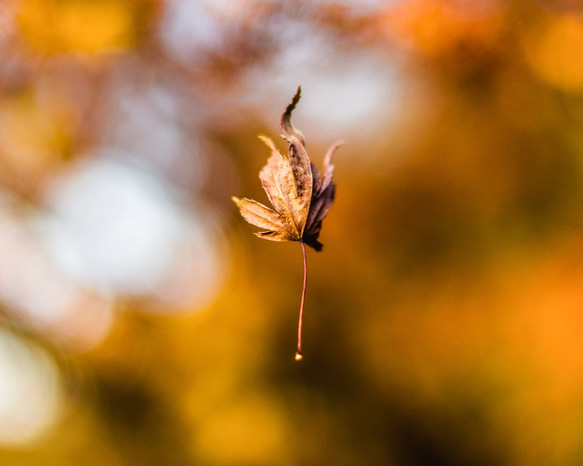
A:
[280,86,302,139]
[287,86,301,113]
[258,135,279,153]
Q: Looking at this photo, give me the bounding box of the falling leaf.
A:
[233,86,343,360]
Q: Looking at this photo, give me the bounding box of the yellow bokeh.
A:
[0,91,71,188]
[17,0,138,55]
[195,395,289,465]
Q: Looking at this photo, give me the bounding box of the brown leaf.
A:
[303,141,343,251]
[257,135,310,239]
[231,197,294,242]
[232,86,342,360]
[233,85,341,251]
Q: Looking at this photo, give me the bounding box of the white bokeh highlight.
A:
[0,330,62,446]
[44,154,225,311]
[0,192,112,350]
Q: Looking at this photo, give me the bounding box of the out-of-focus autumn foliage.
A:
[1,0,583,465]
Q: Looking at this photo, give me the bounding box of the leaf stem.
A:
[295,240,307,361]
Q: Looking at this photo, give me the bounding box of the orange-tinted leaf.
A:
[232,86,342,359]
[257,135,309,238]
[279,88,313,235]
[233,86,340,251]
[232,197,294,241]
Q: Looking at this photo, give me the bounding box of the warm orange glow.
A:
[17,0,138,55]
[379,0,502,58]
[525,15,583,92]
[0,1,583,464]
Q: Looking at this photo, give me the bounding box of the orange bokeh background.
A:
[0,1,583,464]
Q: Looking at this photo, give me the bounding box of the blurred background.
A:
[1,0,583,464]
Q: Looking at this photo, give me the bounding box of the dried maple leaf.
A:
[232,86,342,361]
